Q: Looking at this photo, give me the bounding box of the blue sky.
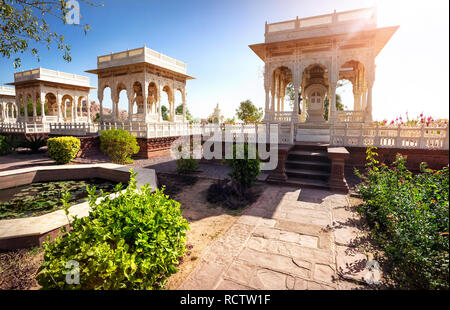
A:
[1,0,448,120]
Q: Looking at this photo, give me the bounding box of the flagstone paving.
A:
[179,185,371,290]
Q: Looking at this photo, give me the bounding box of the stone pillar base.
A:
[267,144,294,184]
[327,146,350,193]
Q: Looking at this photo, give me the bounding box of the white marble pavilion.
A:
[86,46,194,125]
[250,7,399,143]
[6,67,94,125]
[0,86,17,123]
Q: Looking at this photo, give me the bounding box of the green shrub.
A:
[176,158,199,174]
[355,147,449,289]
[47,137,80,164]
[36,171,190,290]
[224,143,260,192]
[100,129,140,164]
[0,135,15,156]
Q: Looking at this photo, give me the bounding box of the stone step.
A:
[286,168,330,180]
[288,150,329,162]
[283,176,329,190]
[286,159,331,171]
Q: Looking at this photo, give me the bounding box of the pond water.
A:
[0,178,125,219]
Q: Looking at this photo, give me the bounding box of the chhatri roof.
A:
[85,46,195,80]
[7,67,94,89]
[249,7,399,61]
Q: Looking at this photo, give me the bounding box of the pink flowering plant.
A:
[373,113,448,128]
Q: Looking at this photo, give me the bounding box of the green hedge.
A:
[47,137,80,164]
[37,171,189,289]
[100,129,139,164]
[355,147,449,289]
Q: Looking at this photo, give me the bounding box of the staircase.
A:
[284,142,331,190]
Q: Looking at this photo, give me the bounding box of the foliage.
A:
[0,135,15,155]
[36,171,190,289]
[224,143,261,192]
[175,104,192,121]
[47,136,80,164]
[0,179,118,219]
[100,128,140,164]
[323,94,344,121]
[176,158,198,174]
[235,100,263,124]
[223,117,236,125]
[161,105,169,121]
[355,147,449,289]
[0,0,100,68]
[20,135,47,152]
[93,112,100,123]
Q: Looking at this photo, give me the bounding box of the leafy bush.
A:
[20,135,47,152]
[206,143,261,209]
[355,147,449,289]
[176,158,199,174]
[100,129,139,164]
[47,137,80,164]
[0,135,15,156]
[37,171,190,290]
[224,143,260,192]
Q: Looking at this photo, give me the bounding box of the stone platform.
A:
[179,186,371,290]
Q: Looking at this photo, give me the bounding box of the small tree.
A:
[235,100,263,124]
[100,129,140,164]
[1,0,100,68]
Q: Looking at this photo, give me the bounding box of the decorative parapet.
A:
[14,68,91,88]
[265,7,377,43]
[330,123,449,150]
[0,86,15,97]
[97,46,187,76]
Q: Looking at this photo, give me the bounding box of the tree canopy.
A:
[235,99,263,124]
[175,104,192,121]
[1,0,101,68]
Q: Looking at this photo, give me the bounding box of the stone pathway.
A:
[179,185,370,290]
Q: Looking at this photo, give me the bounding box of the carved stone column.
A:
[32,95,37,121]
[86,94,91,123]
[74,96,79,122]
[98,91,103,123]
[143,82,149,123]
[182,89,186,122]
[365,82,373,123]
[40,92,46,123]
[57,93,62,122]
[329,82,337,123]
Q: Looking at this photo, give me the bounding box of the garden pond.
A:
[0,178,125,219]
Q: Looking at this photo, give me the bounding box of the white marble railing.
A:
[0,122,49,133]
[270,111,293,122]
[50,123,98,136]
[330,123,449,150]
[266,7,376,33]
[336,111,365,123]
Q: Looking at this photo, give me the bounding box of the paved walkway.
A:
[179,185,370,290]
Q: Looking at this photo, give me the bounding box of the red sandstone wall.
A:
[344,147,449,172]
